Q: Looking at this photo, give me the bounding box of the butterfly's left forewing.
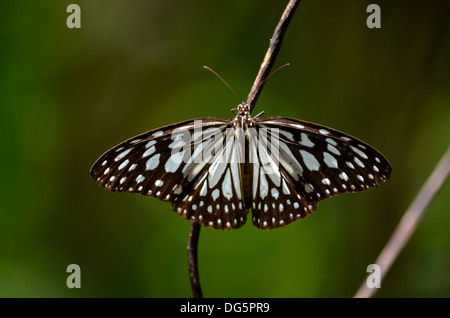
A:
[90,117,248,230]
[90,118,227,197]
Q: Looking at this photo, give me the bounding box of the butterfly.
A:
[90,101,391,230]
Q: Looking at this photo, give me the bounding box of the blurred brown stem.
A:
[354,146,450,298]
[188,222,202,298]
[246,0,301,111]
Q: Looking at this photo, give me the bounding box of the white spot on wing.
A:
[282,179,290,195]
[118,159,129,171]
[271,188,279,200]
[208,159,227,189]
[222,169,233,200]
[200,181,208,197]
[115,148,133,162]
[250,139,260,197]
[145,140,156,149]
[165,151,183,173]
[323,152,338,168]
[300,133,315,147]
[300,150,320,171]
[325,138,337,146]
[130,139,142,144]
[259,172,269,199]
[339,172,349,181]
[142,146,155,158]
[136,175,145,183]
[327,143,341,156]
[350,145,368,159]
[354,157,365,168]
[229,141,242,199]
[146,154,160,170]
[212,189,220,201]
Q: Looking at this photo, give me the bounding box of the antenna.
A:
[260,63,290,85]
[203,66,243,103]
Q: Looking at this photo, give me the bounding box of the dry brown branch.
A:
[246,0,301,111]
[354,146,450,298]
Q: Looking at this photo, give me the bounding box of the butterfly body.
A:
[233,103,255,210]
[91,102,391,230]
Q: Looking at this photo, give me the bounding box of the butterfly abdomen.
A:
[241,131,254,209]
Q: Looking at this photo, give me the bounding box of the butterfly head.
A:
[237,103,251,115]
[232,103,255,128]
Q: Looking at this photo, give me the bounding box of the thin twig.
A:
[187,0,301,298]
[246,0,301,112]
[188,222,203,298]
[354,146,450,298]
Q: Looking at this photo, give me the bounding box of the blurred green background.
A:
[0,0,449,297]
